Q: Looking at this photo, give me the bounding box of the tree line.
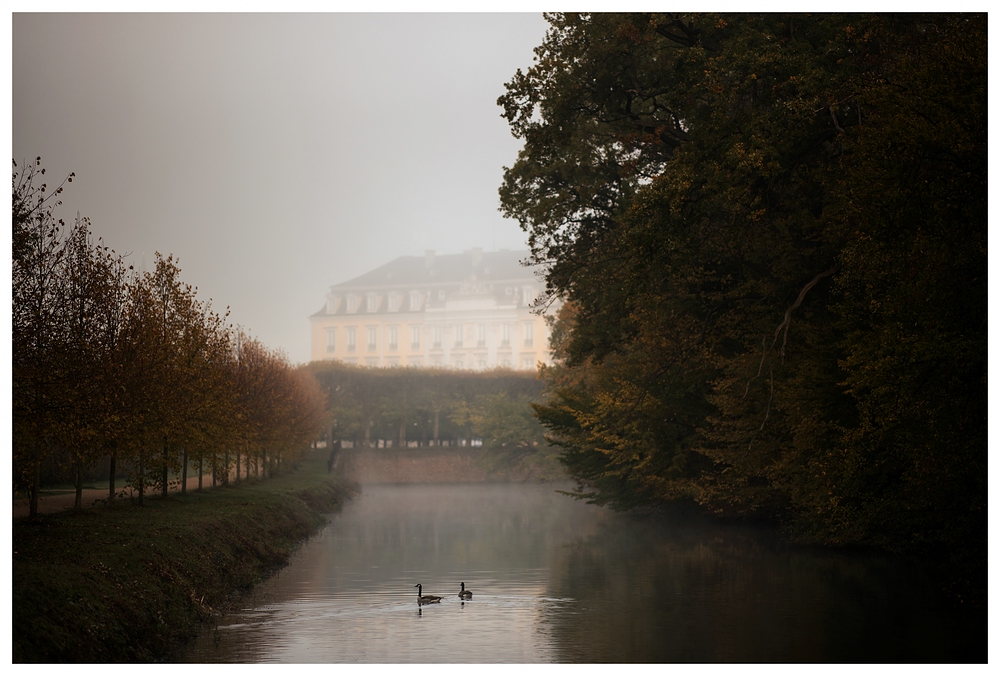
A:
[500,14,985,600]
[307,362,551,472]
[13,158,328,518]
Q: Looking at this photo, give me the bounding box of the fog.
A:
[12,13,548,365]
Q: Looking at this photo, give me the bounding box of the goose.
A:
[415,584,442,604]
[459,582,472,600]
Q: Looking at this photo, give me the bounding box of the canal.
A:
[180,483,983,662]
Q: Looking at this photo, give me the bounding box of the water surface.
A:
[180,483,982,662]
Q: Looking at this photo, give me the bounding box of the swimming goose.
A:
[459,582,472,600]
[415,584,442,604]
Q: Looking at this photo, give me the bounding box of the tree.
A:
[501,13,986,599]
[12,159,75,517]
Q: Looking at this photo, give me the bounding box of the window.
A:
[431,355,443,367]
[501,358,511,368]
[453,359,464,370]
[326,295,340,314]
[433,326,442,349]
[437,289,446,301]
[344,357,358,365]
[410,290,422,311]
[410,324,421,349]
[523,286,536,305]
[366,326,378,351]
[523,321,534,348]
[365,357,378,367]
[386,356,400,367]
[409,355,423,367]
[346,295,358,313]
[346,327,357,352]
[388,293,400,312]
[366,293,379,313]
[522,354,535,370]
[477,324,486,347]
[454,324,464,348]
[325,328,336,353]
[388,326,398,351]
[501,323,510,347]
[477,359,487,370]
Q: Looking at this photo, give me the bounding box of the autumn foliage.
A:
[12,158,328,518]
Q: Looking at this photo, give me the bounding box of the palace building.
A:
[309,248,554,370]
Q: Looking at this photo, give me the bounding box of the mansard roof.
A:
[332,249,540,289]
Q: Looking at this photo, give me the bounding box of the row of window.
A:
[327,286,538,315]
[325,322,535,353]
[338,354,538,370]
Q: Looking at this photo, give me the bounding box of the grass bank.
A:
[13,451,357,663]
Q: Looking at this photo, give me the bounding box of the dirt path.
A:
[12,473,222,519]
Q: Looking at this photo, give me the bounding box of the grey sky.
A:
[12,13,548,365]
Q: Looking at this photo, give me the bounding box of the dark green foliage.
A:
[307,362,561,478]
[502,13,985,603]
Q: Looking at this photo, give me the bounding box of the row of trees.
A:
[308,362,552,471]
[501,14,985,600]
[13,159,328,518]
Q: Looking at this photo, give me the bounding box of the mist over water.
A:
[180,483,982,663]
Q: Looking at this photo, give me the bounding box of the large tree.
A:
[502,13,985,599]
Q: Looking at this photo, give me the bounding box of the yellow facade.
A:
[309,249,553,370]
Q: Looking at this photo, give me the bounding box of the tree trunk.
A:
[74,459,83,510]
[29,455,40,519]
[181,446,188,494]
[224,450,229,485]
[138,451,145,507]
[198,456,203,491]
[399,416,406,448]
[161,440,169,499]
[433,409,440,447]
[109,453,116,505]
[235,452,241,485]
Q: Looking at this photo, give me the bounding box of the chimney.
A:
[425,249,436,269]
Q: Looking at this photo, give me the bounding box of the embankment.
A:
[13,454,356,663]
[338,446,565,483]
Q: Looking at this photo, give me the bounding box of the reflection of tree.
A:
[542,510,982,662]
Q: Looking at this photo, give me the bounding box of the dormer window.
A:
[388,292,400,312]
[366,293,379,312]
[523,286,536,304]
[409,290,422,311]
[326,295,341,314]
[346,295,358,313]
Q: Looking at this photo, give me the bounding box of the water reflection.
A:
[179,483,982,663]
[542,509,981,662]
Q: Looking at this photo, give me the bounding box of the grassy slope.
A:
[13,452,356,663]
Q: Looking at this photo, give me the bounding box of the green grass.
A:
[13,451,357,663]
